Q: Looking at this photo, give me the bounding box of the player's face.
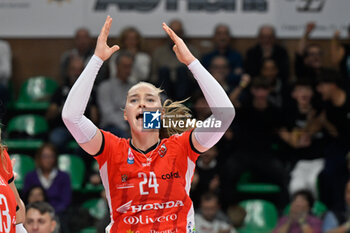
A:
[25,209,56,233]
[125,83,162,132]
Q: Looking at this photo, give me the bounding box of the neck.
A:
[131,130,160,152]
[40,169,52,178]
[217,47,228,54]
[253,99,268,110]
[298,103,311,113]
[331,88,346,107]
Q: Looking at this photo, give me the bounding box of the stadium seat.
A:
[58,154,85,191]
[79,227,97,233]
[3,114,48,151]
[11,76,58,111]
[10,154,35,190]
[238,199,278,233]
[283,200,328,218]
[236,172,281,194]
[82,198,107,220]
[82,161,103,193]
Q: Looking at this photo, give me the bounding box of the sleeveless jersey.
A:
[0,175,16,233]
[94,130,200,233]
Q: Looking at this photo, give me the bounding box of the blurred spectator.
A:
[294,22,331,87]
[245,25,289,83]
[201,24,243,87]
[25,202,57,233]
[22,185,48,206]
[60,28,108,85]
[0,39,11,122]
[273,189,322,233]
[97,51,133,138]
[229,74,251,108]
[222,77,289,209]
[260,58,285,107]
[22,143,72,215]
[195,192,237,233]
[330,25,350,95]
[278,80,325,196]
[191,146,221,208]
[151,19,200,100]
[208,55,232,93]
[279,80,323,156]
[316,71,350,211]
[109,27,151,84]
[46,55,99,152]
[323,180,350,233]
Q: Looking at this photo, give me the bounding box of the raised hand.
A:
[94,15,120,61]
[305,22,316,35]
[162,22,196,66]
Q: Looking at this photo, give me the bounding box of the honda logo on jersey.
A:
[117,200,184,213]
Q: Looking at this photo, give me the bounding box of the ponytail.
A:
[160,98,193,138]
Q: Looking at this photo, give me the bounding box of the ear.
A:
[124,108,128,121]
[50,220,57,233]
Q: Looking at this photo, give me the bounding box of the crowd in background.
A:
[0,20,350,233]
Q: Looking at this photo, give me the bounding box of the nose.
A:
[33,222,39,230]
[139,99,146,108]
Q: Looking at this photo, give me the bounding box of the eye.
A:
[130,99,137,103]
[147,98,155,102]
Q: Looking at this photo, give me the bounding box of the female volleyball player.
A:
[0,140,27,232]
[62,16,235,232]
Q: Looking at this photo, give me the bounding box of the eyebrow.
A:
[128,93,156,98]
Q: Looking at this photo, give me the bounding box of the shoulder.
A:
[307,215,322,224]
[97,79,111,92]
[99,130,129,153]
[275,44,288,54]
[57,170,71,181]
[247,44,260,53]
[136,52,151,59]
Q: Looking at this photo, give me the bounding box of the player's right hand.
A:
[94,15,120,61]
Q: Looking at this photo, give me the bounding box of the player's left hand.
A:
[162,23,196,66]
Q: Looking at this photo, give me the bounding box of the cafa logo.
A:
[297,0,326,12]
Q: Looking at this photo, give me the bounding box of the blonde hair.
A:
[128,82,193,138]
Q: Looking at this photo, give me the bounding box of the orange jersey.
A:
[95,130,200,233]
[0,150,14,185]
[0,175,17,233]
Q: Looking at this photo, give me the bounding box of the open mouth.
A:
[136,113,143,120]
